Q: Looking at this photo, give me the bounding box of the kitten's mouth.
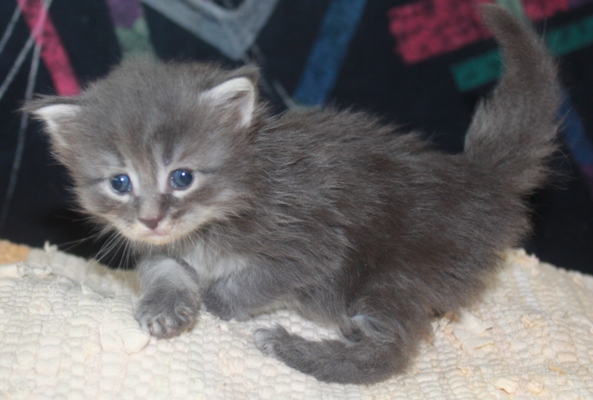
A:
[140,231,173,245]
[138,226,184,245]
[118,222,180,245]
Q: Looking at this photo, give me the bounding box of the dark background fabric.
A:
[1,0,592,273]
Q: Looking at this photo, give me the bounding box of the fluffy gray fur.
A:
[27,5,561,384]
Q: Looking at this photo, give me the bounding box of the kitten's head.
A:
[27,59,264,246]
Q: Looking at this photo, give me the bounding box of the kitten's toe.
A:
[253,326,290,357]
[134,289,200,338]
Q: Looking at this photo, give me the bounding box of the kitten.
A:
[27,5,560,384]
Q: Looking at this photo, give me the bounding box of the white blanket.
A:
[1,245,592,399]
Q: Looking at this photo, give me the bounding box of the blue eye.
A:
[110,174,132,193]
[170,169,193,189]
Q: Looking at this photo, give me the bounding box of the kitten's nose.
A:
[139,216,163,230]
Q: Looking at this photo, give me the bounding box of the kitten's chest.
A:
[183,241,247,283]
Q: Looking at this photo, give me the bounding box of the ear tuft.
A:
[31,104,81,149]
[202,77,255,128]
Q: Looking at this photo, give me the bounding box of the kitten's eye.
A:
[170,169,193,189]
[110,174,132,194]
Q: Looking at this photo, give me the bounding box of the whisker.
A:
[57,236,96,253]
[94,232,123,266]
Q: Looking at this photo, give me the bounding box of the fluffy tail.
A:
[254,285,432,384]
[464,4,562,195]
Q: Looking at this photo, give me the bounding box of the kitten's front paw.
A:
[134,288,200,338]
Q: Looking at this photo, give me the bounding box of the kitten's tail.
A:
[464,5,562,195]
[255,294,431,384]
[254,322,418,384]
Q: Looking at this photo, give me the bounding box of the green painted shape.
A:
[450,50,502,92]
[451,15,593,92]
[495,0,528,21]
[546,15,593,56]
[116,18,154,57]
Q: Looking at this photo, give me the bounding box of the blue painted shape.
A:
[293,0,368,106]
[559,90,593,166]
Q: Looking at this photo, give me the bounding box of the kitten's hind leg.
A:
[134,255,201,338]
[254,296,432,384]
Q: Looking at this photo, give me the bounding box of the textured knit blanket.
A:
[0,242,592,399]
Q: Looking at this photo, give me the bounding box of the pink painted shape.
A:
[523,0,569,20]
[17,0,80,95]
[388,0,573,64]
[388,0,492,64]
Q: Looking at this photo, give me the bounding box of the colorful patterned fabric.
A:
[0,0,592,272]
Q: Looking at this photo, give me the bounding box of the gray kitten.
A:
[27,5,560,384]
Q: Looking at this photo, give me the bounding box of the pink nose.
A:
[139,216,163,230]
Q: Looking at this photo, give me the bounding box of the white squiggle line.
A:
[141,0,278,60]
[0,1,54,228]
[0,34,35,102]
[0,0,53,102]
[0,41,42,229]
[0,5,22,57]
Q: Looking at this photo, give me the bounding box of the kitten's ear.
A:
[28,101,81,149]
[201,77,256,128]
